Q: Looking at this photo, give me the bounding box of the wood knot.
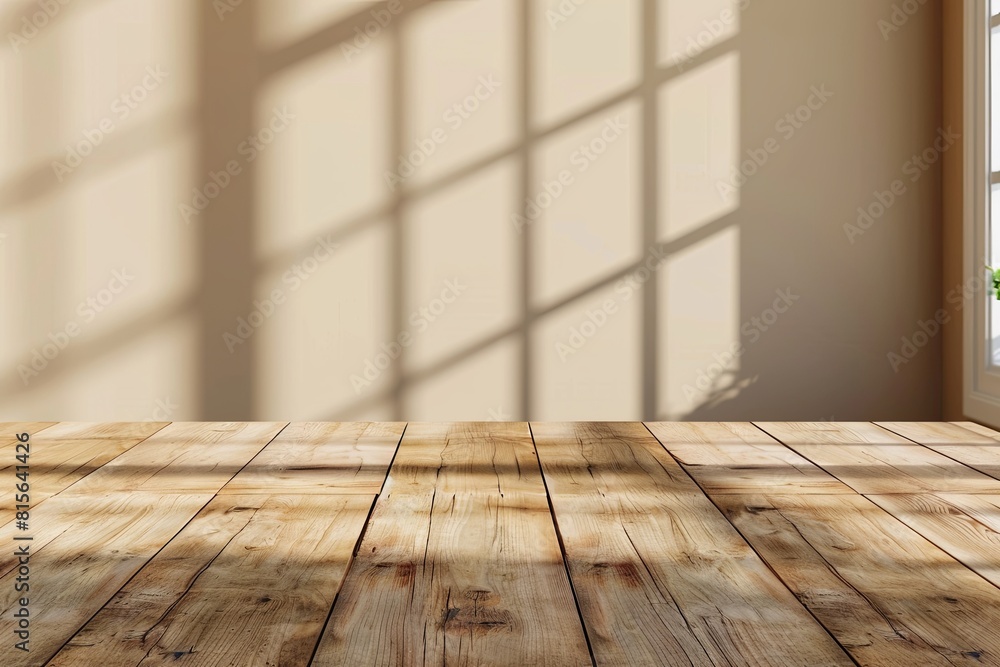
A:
[591,561,642,587]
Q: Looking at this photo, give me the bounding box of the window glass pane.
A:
[991,184,1000,365]
[993,0,1000,17]
[992,27,1000,171]
[992,19,1000,366]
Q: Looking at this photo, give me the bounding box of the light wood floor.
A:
[5,421,1000,665]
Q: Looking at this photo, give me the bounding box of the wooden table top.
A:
[4,421,1000,666]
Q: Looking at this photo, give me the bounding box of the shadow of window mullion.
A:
[195,0,259,419]
[389,15,407,421]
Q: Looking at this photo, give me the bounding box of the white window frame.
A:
[964,0,1000,425]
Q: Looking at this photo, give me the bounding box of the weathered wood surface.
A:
[756,422,1000,493]
[312,422,591,666]
[221,422,405,495]
[645,421,853,494]
[533,422,853,666]
[718,493,1000,666]
[3,421,999,667]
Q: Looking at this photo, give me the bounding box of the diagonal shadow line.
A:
[259,0,732,89]
[252,35,741,275]
[252,203,393,273]
[654,33,742,84]
[0,107,194,212]
[259,0,441,77]
[0,0,44,32]
[249,90,638,276]
[0,0,100,43]
[0,294,195,402]
[0,5,486,214]
[318,211,739,421]
[2,0,744,420]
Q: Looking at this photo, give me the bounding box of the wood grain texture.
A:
[878,421,1000,482]
[0,422,56,439]
[719,493,1000,666]
[221,421,404,495]
[17,421,1000,666]
[0,422,167,524]
[532,421,698,497]
[951,421,1000,438]
[533,422,852,667]
[645,421,852,494]
[59,422,287,496]
[868,493,1000,589]
[314,491,590,667]
[755,422,1000,493]
[380,422,545,496]
[313,421,590,666]
[51,494,374,667]
[0,492,212,667]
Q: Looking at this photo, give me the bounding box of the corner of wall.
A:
[942,0,965,419]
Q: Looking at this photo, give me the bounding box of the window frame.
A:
[963,0,1000,425]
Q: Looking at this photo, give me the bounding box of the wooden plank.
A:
[755,422,1000,494]
[718,493,1000,666]
[313,491,591,666]
[313,421,591,666]
[59,421,287,496]
[0,421,57,481]
[379,421,545,496]
[533,422,852,667]
[220,421,404,495]
[951,421,1000,439]
[868,493,1000,589]
[0,422,56,439]
[0,422,79,478]
[0,491,212,667]
[878,421,1000,482]
[540,492,712,666]
[645,421,853,494]
[51,494,374,667]
[0,423,167,524]
[533,421,698,496]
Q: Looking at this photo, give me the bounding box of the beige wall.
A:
[942,0,963,420]
[1,0,943,421]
